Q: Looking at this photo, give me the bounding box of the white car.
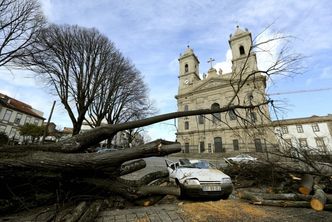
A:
[166,159,233,199]
[226,154,257,163]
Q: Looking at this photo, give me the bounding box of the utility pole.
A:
[41,101,56,144]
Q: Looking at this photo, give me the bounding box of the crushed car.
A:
[165,159,233,199]
[226,154,257,163]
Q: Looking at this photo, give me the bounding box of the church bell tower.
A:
[229,26,258,77]
[178,46,200,94]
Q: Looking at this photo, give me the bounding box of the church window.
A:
[211,103,221,124]
[198,115,204,124]
[239,45,245,55]
[254,138,263,152]
[184,121,189,130]
[184,104,189,111]
[246,111,256,123]
[185,64,188,72]
[233,139,239,151]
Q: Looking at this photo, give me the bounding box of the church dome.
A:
[183,46,194,55]
[234,25,248,36]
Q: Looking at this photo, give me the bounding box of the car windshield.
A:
[178,160,215,169]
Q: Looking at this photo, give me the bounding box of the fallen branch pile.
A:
[0,139,181,220]
[237,172,332,211]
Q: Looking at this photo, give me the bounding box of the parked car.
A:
[165,159,233,199]
[226,154,257,163]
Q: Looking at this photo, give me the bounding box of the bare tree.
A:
[18,24,118,135]
[0,0,44,67]
[85,55,155,146]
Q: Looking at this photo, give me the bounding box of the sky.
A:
[1,0,332,141]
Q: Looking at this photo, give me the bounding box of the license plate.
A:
[202,185,221,191]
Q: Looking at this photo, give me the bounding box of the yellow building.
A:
[175,27,277,154]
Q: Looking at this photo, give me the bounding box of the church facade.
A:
[175,27,277,154]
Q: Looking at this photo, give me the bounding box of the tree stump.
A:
[298,174,313,195]
[310,185,327,211]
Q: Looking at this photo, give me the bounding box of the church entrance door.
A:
[214,137,223,153]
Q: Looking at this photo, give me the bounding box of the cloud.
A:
[320,66,332,79]
[213,49,232,74]
[0,68,37,87]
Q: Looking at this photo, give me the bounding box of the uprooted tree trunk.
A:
[0,139,181,217]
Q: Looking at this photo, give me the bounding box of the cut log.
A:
[253,200,311,208]
[298,174,313,195]
[310,185,327,211]
[238,191,312,201]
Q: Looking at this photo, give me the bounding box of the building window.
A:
[3,109,12,122]
[239,45,245,55]
[254,138,262,152]
[211,103,221,124]
[185,64,188,73]
[34,119,39,125]
[184,121,189,130]
[198,115,204,124]
[296,125,303,133]
[299,138,308,148]
[233,139,239,151]
[229,109,237,120]
[184,104,189,111]
[0,125,6,133]
[184,143,189,153]
[199,141,205,153]
[281,126,288,134]
[312,123,320,132]
[25,116,31,124]
[14,113,23,124]
[315,138,326,151]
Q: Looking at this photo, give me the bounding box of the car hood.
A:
[176,168,230,182]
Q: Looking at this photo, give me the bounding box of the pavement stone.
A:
[98,204,184,222]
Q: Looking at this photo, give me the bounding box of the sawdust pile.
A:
[180,199,275,222]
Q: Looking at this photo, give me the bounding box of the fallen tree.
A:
[2,105,257,219]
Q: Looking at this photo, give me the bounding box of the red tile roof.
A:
[0,93,45,119]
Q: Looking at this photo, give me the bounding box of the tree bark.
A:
[0,140,180,176]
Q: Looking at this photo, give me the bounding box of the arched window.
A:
[239,45,245,55]
[211,103,221,124]
[184,104,189,111]
[185,64,189,72]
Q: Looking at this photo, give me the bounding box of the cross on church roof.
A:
[207,58,215,69]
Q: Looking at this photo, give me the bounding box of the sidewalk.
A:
[96,204,184,222]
